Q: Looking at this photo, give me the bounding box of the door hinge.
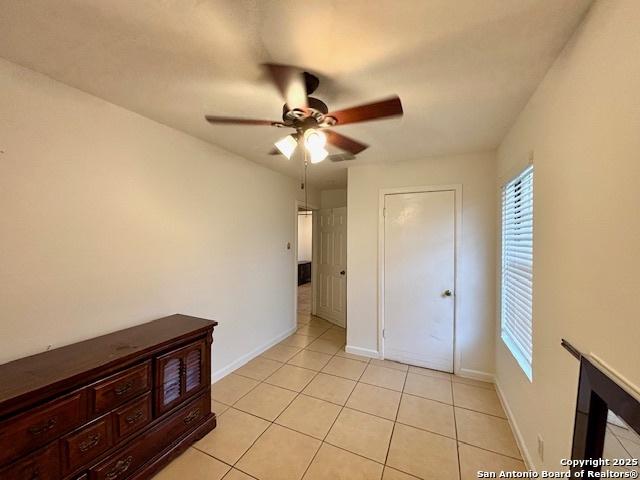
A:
[383,208,386,218]
[382,329,385,338]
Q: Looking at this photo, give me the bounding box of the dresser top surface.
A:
[0,314,216,416]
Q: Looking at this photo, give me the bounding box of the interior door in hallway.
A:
[316,207,347,327]
[384,190,455,372]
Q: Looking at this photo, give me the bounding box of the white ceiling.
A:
[0,0,591,188]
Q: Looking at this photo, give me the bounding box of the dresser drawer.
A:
[90,362,151,415]
[0,442,59,480]
[61,416,113,475]
[0,391,85,465]
[113,393,151,441]
[90,392,210,480]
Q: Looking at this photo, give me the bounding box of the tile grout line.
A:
[300,330,368,478]
[230,319,347,479]
[216,372,517,466]
[456,440,527,462]
[292,328,353,479]
[216,322,336,476]
[209,315,338,476]
[211,316,518,479]
[227,391,464,449]
[229,374,315,474]
[215,402,525,467]
[614,428,640,460]
[191,444,257,479]
[451,379,463,480]
[382,364,409,472]
[451,378,525,464]
[229,351,450,416]
[298,348,372,479]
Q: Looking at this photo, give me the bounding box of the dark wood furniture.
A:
[571,356,640,476]
[562,339,640,476]
[0,314,218,480]
[298,261,311,285]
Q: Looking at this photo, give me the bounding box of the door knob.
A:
[340,270,346,275]
[443,290,453,297]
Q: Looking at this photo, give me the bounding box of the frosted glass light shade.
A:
[274,135,297,159]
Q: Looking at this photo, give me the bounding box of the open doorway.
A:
[294,191,348,331]
[297,207,313,321]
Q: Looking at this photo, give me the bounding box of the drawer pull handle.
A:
[28,418,57,436]
[78,433,102,452]
[106,455,133,480]
[183,407,201,425]
[125,410,144,425]
[114,381,133,396]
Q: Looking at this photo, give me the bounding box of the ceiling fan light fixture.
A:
[309,146,329,164]
[274,134,298,159]
[304,128,326,150]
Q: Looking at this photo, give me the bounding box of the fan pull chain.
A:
[304,147,309,212]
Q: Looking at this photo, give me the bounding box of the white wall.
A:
[495,0,640,470]
[297,213,312,262]
[0,59,298,378]
[320,188,347,208]
[347,152,497,376]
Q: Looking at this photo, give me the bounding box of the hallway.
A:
[297,283,312,318]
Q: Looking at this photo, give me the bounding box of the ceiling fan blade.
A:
[263,63,308,110]
[327,96,403,125]
[205,115,283,126]
[325,130,369,154]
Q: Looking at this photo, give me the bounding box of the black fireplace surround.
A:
[567,341,640,476]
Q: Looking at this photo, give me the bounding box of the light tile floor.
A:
[602,419,640,475]
[154,290,526,479]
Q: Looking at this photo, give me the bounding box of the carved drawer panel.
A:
[0,442,59,480]
[61,416,113,475]
[0,391,85,465]
[112,393,151,441]
[89,392,210,480]
[90,362,151,415]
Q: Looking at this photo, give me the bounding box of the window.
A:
[501,165,534,380]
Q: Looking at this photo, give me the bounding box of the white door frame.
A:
[378,184,462,374]
[294,199,319,324]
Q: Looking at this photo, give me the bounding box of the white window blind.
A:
[501,165,534,380]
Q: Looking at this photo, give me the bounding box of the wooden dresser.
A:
[0,314,218,480]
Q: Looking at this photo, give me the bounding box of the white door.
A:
[384,190,455,372]
[316,207,347,327]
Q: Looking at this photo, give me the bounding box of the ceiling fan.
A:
[204,64,403,163]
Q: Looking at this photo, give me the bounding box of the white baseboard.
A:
[211,325,297,383]
[345,345,380,359]
[457,368,495,383]
[495,380,535,471]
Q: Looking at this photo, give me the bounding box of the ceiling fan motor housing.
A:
[282,97,336,130]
